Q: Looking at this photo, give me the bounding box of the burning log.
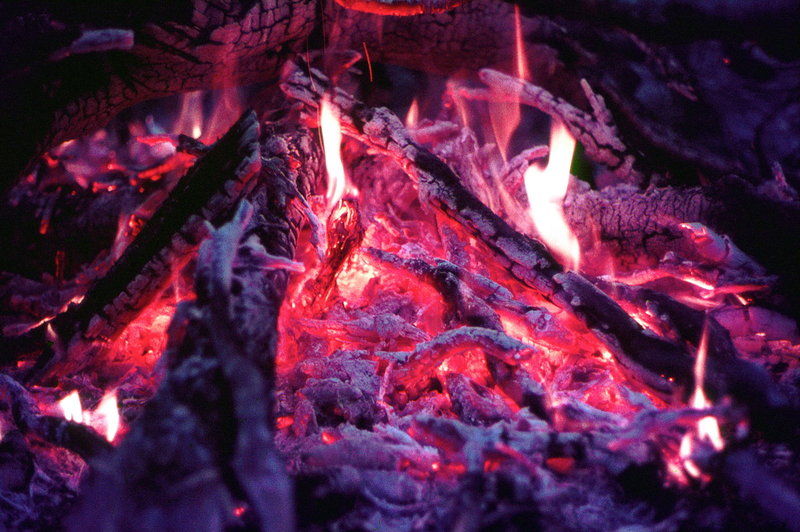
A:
[6,110,262,384]
[3,0,799,200]
[1,2,800,530]
[280,58,789,418]
[66,116,319,531]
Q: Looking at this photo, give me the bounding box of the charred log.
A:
[66,119,319,532]
[8,110,262,383]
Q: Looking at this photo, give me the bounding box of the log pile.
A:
[1,1,800,531]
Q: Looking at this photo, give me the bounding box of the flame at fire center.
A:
[524,121,581,271]
[320,95,348,212]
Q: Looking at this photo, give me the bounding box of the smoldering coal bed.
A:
[2,2,800,531]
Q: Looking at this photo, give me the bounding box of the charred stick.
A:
[565,177,800,309]
[365,247,581,352]
[445,372,515,426]
[600,282,791,422]
[27,110,261,383]
[378,327,539,390]
[363,247,549,415]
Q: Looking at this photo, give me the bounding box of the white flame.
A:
[95,391,121,442]
[691,328,724,451]
[320,95,346,211]
[57,389,121,442]
[524,121,580,270]
[58,391,84,424]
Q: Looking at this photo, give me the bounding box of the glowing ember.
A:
[320,95,347,212]
[524,121,580,270]
[58,391,84,424]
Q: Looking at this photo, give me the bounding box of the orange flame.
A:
[57,389,121,443]
[679,325,724,478]
[486,7,528,162]
[173,91,204,139]
[524,121,580,270]
[95,391,121,442]
[171,88,243,142]
[406,98,420,128]
[691,327,724,450]
[320,95,347,212]
[203,87,243,142]
[514,5,529,81]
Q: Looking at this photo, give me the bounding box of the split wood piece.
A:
[68,123,318,532]
[27,110,261,383]
[563,178,800,308]
[0,0,542,198]
[460,69,642,184]
[0,375,113,461]
[281,60,699,398]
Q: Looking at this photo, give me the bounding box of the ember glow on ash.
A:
[10,15,800,529]
[524,121,580,270]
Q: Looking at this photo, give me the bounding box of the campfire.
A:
[2,1,800,531]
